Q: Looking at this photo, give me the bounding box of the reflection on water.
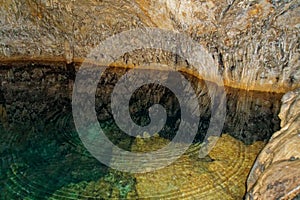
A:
[0,62,283,199]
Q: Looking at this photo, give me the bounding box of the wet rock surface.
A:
[246,88,300,200]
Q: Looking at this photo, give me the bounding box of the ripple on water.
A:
[0,63,283,199]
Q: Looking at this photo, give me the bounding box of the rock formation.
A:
[246,89,300,200]
[0,0,299,92]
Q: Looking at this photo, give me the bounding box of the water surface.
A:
[0,62,283,199]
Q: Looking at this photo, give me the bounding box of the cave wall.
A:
[246,88,300,199]
[0,0,299,92]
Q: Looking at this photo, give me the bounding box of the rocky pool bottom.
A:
[0,62,284,199]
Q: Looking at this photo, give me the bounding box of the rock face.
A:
[246,89,300,199]
[0,0,299,92]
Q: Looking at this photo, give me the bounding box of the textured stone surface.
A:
[246,88,300,199]
[0,0,299,92]
[0,63,283,144]
[131,134,264,199]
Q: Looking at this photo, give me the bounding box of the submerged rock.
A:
[131,134,264,199]
[48,170,137,200]
[47,133,264,199]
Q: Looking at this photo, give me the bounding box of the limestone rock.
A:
[246,89,300,199]
[0,0,299,92]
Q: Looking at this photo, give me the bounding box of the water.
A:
[0,61,283,199]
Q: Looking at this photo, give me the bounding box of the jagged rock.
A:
[246,89,300,199]
[0,0,299,92]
